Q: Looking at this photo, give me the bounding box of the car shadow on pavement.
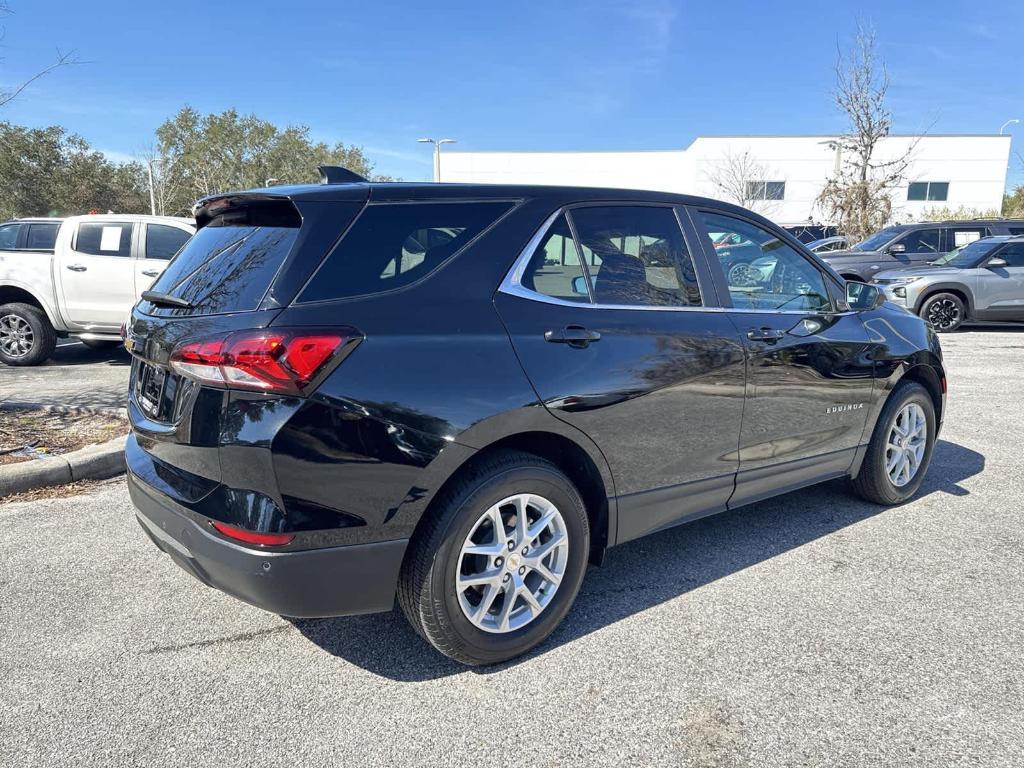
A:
[46,343,130,367]
[291,438,984,682]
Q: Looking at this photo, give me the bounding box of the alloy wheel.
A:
[455,493,569,634]
[886,402,927,487]
[0,314,34,359]
[728,261,761,287]
[926,298,961,330]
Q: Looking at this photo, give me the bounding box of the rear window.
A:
[145,223,192,260]
[298,201,514,303]
[26,222,60,250]
[142,198,302,316]
[144,226,299,315]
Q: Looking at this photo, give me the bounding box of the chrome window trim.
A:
[498,206,855,315]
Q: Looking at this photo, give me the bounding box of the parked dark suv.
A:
[821,219,1024,282]
[126,170,946,665]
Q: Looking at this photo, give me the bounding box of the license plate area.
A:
[140,365,166,414]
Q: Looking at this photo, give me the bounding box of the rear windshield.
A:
[142,199,300,316]
[298,201,514,303]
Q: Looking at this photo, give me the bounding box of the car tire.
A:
[397,450,590,666]
[850,381,936,505]
[726,259,758,287]
[0,302,57,366]
[919,292,965,332]
[81,339,122,351]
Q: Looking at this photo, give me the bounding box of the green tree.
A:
[1004,187,1024,218]
[0,122,149,218]
[151,107,381,215]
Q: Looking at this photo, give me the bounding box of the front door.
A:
[55,221,137,330]
[975,243,1024,318]
[495,204,747,544]
[691,210,876,508]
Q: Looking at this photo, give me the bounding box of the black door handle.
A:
[544,326,601,347]
[747,327,786,343]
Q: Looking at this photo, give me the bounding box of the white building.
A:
[441,135,1011,225]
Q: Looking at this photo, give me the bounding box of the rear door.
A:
[134,223,193,297]
[690,209,875,508]
[23,222,61,252]
[0,222,20,251]
[495,203,747,544]
[54,220,138,329]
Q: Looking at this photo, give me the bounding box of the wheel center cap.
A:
[506,553,521,570]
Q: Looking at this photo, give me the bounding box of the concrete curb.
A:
[0,435,127,497]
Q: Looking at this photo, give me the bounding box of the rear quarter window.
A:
[298,201,514,303]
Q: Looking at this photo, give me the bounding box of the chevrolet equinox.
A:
[126,168,946,665]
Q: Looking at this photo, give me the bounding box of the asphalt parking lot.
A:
[0,340,129,409]
[2,329,1023,766]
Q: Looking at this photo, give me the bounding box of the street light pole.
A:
[418,138,457,182]
[146,160,157,216]
[999,119,1020,135]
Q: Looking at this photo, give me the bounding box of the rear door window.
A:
[145,224,192,260]
[946,228,986,250]
[569,206,701,307]
[75,222,133,257]
[299,201,514,303]
[25,222,60,250]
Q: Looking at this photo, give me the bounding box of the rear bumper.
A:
[127,470,408,618]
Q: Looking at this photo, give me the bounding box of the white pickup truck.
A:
[0,214,194,365]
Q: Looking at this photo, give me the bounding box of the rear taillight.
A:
[211,521,294,546]
[169,328,358,395]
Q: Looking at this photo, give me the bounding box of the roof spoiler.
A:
[318,165,368,185]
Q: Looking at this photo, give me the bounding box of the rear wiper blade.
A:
[141,290,193,309]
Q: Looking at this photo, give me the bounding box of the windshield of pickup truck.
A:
[850,227,903,252]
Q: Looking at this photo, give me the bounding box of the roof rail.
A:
[318,165,368,185]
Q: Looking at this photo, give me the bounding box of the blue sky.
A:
[2,0,1021,188]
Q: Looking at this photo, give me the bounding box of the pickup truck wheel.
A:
[398,450,589,666]
[850,381,936,505]
[0,302,56,366]
[919,292,965,332]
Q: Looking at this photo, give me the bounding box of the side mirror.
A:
[987,257,1008,269]
[571,275,590,296]
[888,243,906,254]
[846,280,884,311]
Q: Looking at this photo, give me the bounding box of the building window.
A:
[745,180,785,201]
[907,181,949,202]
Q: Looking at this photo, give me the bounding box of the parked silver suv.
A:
[873,236,1024,331]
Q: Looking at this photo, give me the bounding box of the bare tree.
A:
[817,22,917,242]
[0,3,77,109]
[137,143,184,216]
[705,149,780,214]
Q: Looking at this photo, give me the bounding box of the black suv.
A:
[126,170,946,665]
[821,219,1024,282]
